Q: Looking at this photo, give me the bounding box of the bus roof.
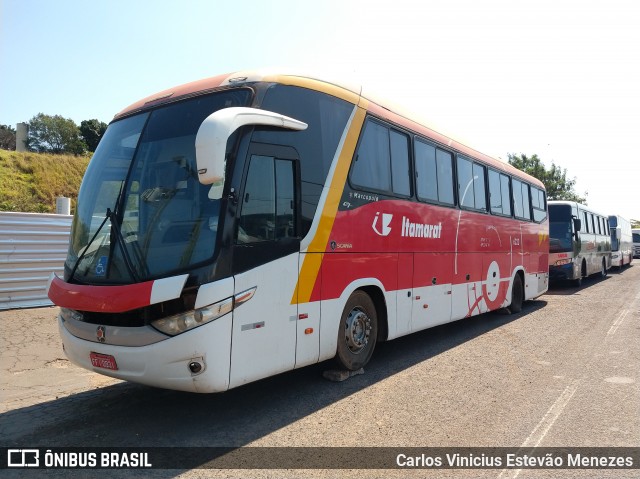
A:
[548,200,610,218]
[114,69,544,189]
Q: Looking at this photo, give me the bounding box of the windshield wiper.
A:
[108,208,142,283]
[68,207,146,284]
[67,211,111,283]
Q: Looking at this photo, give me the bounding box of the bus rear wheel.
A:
[335,291,378,371]
[507,274,523,314]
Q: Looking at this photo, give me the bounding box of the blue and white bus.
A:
[549,201,611,286]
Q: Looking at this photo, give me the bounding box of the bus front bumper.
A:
[58,315,232,393]
[549,263,575,282]
[611,252,622,267]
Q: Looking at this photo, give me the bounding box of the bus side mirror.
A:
[195,107,307,199]
[573,218,582,232]
[613,226,621,239]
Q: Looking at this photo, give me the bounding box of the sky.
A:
[1,0,639,221]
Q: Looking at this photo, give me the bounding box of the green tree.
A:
[0,124,16,150]
[26,113,86,155]
[508,153,587,203]
[79,119,107,152]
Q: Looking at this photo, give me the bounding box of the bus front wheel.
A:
[335,291,378,371]
[573,261,586,287]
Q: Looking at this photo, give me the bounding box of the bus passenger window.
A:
[390,130,411,196]
[512,179,524,219]
[350,121,391,192]
[521,182,531,220]
[436,149,455,205]
[473,163,486,211]
[415,140,438,202]
[531,186,547,222]
[457,156,474,209]
[583,212,589,232]
[489,169,502,214]
[500,174,511,216]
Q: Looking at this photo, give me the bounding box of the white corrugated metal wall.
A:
[0,211,72,310]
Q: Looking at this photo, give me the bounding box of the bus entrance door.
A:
[228,146,301,388]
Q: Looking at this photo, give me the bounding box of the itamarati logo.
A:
[372,213,443,239]
[401,217,442,239]
[372,212,393,236]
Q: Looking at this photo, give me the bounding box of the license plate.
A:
[90,352,118,371]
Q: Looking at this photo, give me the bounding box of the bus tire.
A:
[573,261,586,287]
[507,274,523,314]
[335,290,378,371]
[600,258,607,278]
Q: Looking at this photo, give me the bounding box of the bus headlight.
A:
[60,307,84,322]
[554,259,571,266]
[151,297,233,336]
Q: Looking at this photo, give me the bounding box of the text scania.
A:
[401,217,442,239]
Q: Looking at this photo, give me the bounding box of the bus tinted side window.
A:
[512,179,524,219]
[473,163,487,211]
[521,182,531,220]
[351,121,390,192]
[238,156,297,244]
[389,130,411,196]
[457,156,487,212]
[488,169,512,216]
[457,156,474,208]
[436,149,455,205]
[415,139,438,202]
[531,186,547,222]
[583,212,590,232]
[415,139,455,206]
[500,174,511,216]
[350,119,410,196]
[488,169,502,214]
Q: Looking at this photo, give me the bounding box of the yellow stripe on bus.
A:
[292,106,368,305]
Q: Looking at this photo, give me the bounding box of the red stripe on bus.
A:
[48,275,154,313]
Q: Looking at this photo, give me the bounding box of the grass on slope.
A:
[0,150,90,214]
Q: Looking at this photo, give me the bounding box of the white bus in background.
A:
[633,228,640,259]
[549,201,611,286]
[608,215,633,269]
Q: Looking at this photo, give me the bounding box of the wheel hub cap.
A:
[345,308,371,354]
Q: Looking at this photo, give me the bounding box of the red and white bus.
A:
[48,71,549,393]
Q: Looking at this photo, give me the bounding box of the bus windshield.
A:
[549,204,573,253]
[66,89,251,283]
